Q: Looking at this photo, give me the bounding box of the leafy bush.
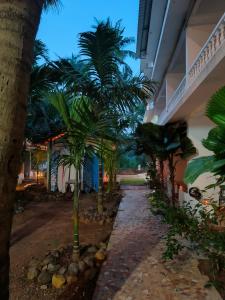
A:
[150,192,225,276]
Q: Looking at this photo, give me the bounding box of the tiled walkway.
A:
[93,187,222,300]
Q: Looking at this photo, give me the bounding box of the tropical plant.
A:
[0,2,59,298]
[150,190,225,292]
[48,92,115,260]
[185,87,225,187]
[52,19,156,210]
[135,121,196,205]
[26,40,63,143]
[135,122,164,186]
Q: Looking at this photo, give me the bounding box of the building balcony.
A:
[149,12,225,125]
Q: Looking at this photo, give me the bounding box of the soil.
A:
[199,259,225,299]
[10,187,122,300]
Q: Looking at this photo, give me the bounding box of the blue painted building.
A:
[83,154,99,192]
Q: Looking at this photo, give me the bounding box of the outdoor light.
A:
[201,199,210,206]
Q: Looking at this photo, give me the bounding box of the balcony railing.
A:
[154,12,225,123]
[166,76,186,113]
[188,12,225,84]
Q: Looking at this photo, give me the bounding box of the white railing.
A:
[155,12,225,123]
[154,77,186,124]
[166,75,186,113]
[188,12,225,84]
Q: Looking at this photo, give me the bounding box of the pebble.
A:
[68,262,79,275]
[40,285,48,290]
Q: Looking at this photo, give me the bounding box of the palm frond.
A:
[43,0,62,10]
[206,86,225,127]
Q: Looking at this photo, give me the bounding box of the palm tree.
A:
[49,92,115,260]
[135,122,167,188]
[26,40,63,143]
[0,1,60,298]
[135,121,196,206]
[52,20,156,212]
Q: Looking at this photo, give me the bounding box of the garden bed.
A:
[10,186,122,300]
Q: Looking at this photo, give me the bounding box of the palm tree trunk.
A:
[159,160,164,189]
[168,155,176,206]
[36,164,39,184]
[72,168,80,261]
[97,158,104,214]
[0,1,44,298]
[47,140,52,192]
[108,170,113,193]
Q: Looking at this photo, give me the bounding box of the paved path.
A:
[93,187,222,300]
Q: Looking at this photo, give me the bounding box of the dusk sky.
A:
[37,0,140,74]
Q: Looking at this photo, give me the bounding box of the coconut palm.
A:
[48,91,115,260]
[26,40,64,143]
[0,2,60,298]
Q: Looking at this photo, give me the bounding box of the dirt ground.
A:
[10,190,121,300]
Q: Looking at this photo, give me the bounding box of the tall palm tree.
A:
[0,1,59,298]
[53,20,156,212]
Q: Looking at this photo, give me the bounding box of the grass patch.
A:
[120,178,146,185]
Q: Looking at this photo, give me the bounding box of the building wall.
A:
[186,24,215,69]
[185,111,219,203]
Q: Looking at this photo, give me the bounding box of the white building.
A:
[137,0,225,202]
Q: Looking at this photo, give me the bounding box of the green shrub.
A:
[150,191,225,277]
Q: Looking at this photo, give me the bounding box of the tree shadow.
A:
[10,203,64,247]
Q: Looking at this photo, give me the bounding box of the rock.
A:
[27,267,39,280]
[15,206,25,214]
[58,247,64,254]
[52,274,66,289]
[78,261,87,272]
[42,265,48,271]
[99,220,104,225]
[83,256,94,268]
[95,250,106,261]
[66,275,78,285]
[58,266,67,275]
[99,242,107,250]
[51,250,60,258]
[87,246,97,254]
[41,255,55,266]
[143,289,150,295]
[107,217,112,224]
[68,262,79,275]
[47,263,60,273]
[84,268,97,280]
[38,271,52,285]
[40,285,48,290]
[29,259,40,269]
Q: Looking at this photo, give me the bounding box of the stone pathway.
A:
[93,187,222,300]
